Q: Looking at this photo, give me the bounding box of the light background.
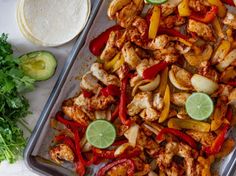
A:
[0,0,75,175]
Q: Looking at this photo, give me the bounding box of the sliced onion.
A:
[82,142,92,152]
[139,74,160,92]
[132,79,150,96]
[191,74,219,94]
[95,110,107,119]
[169,69,191,90]
[143,123,159,135]
[114,143,131,157]
[148,171,158,176]
[216,49,236,72]
[124,124,139,147]
[80,135,87,147]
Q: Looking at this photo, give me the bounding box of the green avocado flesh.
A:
[19,51,57,81]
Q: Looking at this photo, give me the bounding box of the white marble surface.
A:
[0,0,76,175]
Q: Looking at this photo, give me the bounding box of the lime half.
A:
[186,93,214,121]
[86,120,116,149]
[146,0,167,5]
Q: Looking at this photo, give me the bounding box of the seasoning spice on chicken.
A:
[49,0,236,175]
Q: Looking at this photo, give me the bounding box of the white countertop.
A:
[0,0,76,175]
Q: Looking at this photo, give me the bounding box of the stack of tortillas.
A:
[16,0,91,46]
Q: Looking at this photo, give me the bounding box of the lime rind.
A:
[186,93,214,121]
[86,120,116,149]
[146,0,167,5]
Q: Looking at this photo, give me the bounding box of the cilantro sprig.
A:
[0,34,35,163]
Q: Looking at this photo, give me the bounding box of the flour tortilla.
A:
[16,0,43,45]
[17,0,90,46]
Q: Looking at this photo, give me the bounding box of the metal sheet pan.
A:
[24,0,236,175]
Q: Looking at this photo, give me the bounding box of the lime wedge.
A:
[185,93,214,121]
[146,0,167,5]
[86,120,116,149]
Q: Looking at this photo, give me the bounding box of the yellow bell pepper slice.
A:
[167,118,211,132]
[212,17,224,39]
[212,40,231,64]
[159,85,170,123]
[208,0,226,18]
[158,67,168,96]
[112,53,125,72]
[211,98,228,131]
[178,0,191,17]
[216,139,235,158]
[148,6,161,39]
[104,52,121,70]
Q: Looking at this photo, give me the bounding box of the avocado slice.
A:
[19,51,57,81]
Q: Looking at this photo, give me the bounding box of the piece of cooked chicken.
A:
[186,130,215,146]
[223,12,236,29]
[115,0,144,28]
[122,42,141,70]
[147,35,171,50]
[100,31,120,61]
[62,99,89,126]
[127,92,152,116]
[91,63,120,86]
[80,71,101,94]
[50,144,74,164]
[74,94,115,111]
[140,107,160,121]
[171,92,191,107]
[187,19,215,41]
[153,93,164,110]
[161,0,182,17]
[189,0,208,13]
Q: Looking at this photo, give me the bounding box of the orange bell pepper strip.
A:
[178,0,191,17]
[205,124,230,155]
[148,6,161,39]
[158,67,168,96]
[168,118,211,132]
[158,85,170,123]
[208,0,226,17]
[211,97,228,131]
[216,139,235,158]
[190,6,218,23]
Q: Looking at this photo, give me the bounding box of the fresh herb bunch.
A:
[0,34,35,163]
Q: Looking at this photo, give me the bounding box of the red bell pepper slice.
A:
[97,159,135,176]
[100,85,121,97]
[190,6,218,23]
[82,89,94,98]
[89,25,122,56]
[204,124,230,155]
[110,104,119,122]
[158,27,189,41]
[119,77,132,126]
[156,128,197,149]
[92,148,115,159]
[112,139,128,146]
[92,147,141,159]
[222,0,235,6]
[73,128,86,176]
[54,135,76,153]
[226,106,233,122]
[228,81,236,87]
[143,61,168,80]
[55,112,86,128]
